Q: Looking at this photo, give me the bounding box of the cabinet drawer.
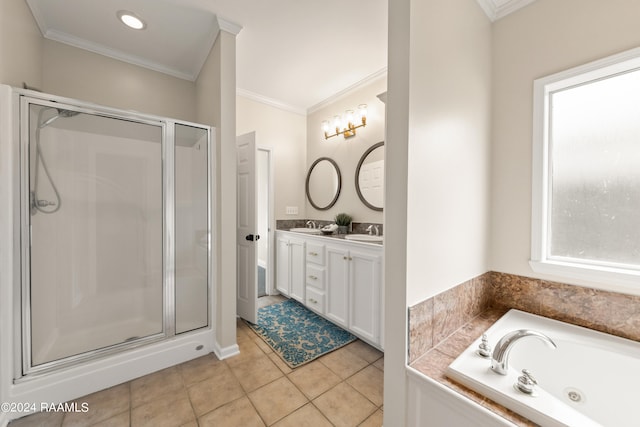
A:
[305,287,325,314]
[306,243,325,265]
[306,264,325,290]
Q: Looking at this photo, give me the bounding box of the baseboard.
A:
[213,341,240,360]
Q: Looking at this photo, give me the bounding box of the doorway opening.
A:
[257,147,274,300]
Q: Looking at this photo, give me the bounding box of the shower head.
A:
[57,108,80,118]
[38,108,80,128]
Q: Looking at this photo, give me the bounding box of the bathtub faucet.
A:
[491,329,557,375]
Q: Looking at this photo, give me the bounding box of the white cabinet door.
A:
[326,245,349,328]
[349,249,381,344]
[276,236,290,296]
[289,238,305,303]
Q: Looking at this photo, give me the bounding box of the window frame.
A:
[530,47,640,291]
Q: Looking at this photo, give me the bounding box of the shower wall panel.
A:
[30,120,163,366]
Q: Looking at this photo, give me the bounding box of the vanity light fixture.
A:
[117,10,147,30]
[322,104,367,140]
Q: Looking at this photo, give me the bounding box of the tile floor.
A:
[10,298,384,427]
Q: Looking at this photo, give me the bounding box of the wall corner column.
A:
[196,23,241,356]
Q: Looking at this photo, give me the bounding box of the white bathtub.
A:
[447,309,639,427]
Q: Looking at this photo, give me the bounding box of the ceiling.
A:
[25,0,534,115]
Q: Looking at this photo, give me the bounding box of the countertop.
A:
[277,229,384,246]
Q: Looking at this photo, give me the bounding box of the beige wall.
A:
[236,96,307,220]
[306,76,387,223]
[405,0,492,305]
[0,1,237,354]
[42,40,197,122]
[0,0,43,88]
[196,30,238,352]
[490,0,640,292]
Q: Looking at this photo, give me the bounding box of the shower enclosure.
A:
[12,88,213,378]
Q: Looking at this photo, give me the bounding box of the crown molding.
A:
[475,0,537,22]
[307,67,388,115]
[44,29,198,81]
[236,88,307,116]
[217,17,242,35]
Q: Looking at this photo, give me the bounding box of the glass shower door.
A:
[175,123,209,334]
[27,103,164,368]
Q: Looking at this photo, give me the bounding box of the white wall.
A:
[0,0,43,89]
[405,0,492,305]
[236,96,307,220]
[490,0,640,292]
[306,76,387,223]
[382,0,411,424]
[384,0,492,424]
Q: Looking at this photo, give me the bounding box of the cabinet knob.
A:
[309,251,318,256]
[308,298,318,304]
[308,275,317,280]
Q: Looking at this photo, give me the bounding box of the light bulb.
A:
[117,11,146,30]
[333,115,342,131]
[344,110,355,127]
[358,104,367,125]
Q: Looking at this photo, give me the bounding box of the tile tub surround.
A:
[408,273,492,363]
[408,271,640,426]
[490,272,640,342]
[408,271,640,363]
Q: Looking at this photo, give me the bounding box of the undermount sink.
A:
[289,227,322,234]
[344,234,383,242]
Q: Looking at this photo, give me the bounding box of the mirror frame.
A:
[355,141,384,212]
[305,157,342,210]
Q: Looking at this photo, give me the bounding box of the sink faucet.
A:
[491,329,557,375]
[306,220,317,229]
[366,225,380,235]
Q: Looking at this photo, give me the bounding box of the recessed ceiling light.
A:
[117,10,146,30]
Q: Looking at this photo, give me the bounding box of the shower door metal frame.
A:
[15,91,212,379]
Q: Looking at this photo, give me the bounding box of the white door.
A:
[236,132,258,324]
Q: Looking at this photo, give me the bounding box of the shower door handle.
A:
[245,234,260,241]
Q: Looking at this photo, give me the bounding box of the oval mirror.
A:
[306,157,342,210]
[355,142,384,211]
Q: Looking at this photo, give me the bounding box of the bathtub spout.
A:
[491,329,557,375]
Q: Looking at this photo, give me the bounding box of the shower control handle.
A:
[36,199,56,207]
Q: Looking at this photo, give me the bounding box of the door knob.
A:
[246,234,260,241]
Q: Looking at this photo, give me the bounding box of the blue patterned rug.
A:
[247,299,356,368]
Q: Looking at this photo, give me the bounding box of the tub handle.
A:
[515,369,538,395]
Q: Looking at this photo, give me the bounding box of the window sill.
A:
[529,259,640,295]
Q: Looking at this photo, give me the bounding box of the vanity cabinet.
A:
[276,235,305,303]
[276,231,383,349]
[326,244,381,344]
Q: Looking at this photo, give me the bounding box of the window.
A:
[531,48,640,290]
